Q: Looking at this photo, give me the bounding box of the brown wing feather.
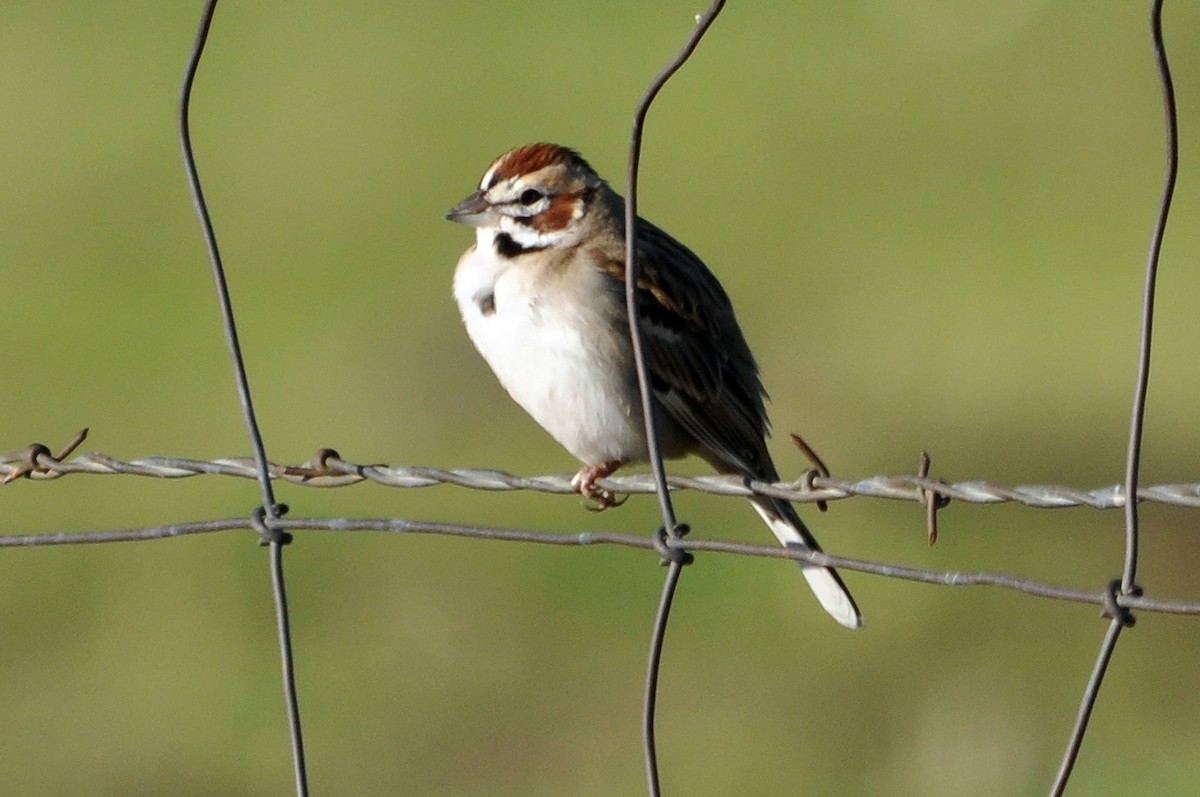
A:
[596,209,779,481]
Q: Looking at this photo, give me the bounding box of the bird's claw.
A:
[571,460,626,511]
[582,488,627,512]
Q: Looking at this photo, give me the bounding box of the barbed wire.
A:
[6,441,1200,510]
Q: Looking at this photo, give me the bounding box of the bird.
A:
[445,142,862,629]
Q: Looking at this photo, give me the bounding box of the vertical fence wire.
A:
[624,3,727,796]
[1048,1,1177,793]
[1121,0,1178,598]
[178,1,308,794]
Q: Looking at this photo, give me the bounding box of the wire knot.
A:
[1101,579,1141,627]
[653,523,693,567]
[252,504,293,546]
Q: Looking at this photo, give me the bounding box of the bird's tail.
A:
[750,500,863,630]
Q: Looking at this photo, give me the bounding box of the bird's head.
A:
[445,143,606,255]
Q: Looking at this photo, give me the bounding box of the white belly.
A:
[453,246,649,466]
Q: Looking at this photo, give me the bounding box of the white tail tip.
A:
[801,566,863,630]
[751,502,864,629]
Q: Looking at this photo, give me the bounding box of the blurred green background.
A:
[3,2,1199,794]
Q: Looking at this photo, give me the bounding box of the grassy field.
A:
[3,3,1199,794]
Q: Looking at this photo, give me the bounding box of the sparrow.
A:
[446,143,862,629]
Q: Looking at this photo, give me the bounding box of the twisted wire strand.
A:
[5,448,1200,510]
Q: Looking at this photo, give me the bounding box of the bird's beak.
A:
[444,189,492,227]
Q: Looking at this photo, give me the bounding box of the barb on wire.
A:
[789,433,831,512]
[1049,2,1176,794]
[3,514,1199,617]
[0,428,88,485]
[624,3,727,796]
[917,451,950,546]
[178,1,307,794]
[6,447,1200,510]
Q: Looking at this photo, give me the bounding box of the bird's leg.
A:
[571,459,627,511]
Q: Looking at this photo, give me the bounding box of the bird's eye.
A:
[518,188,544,206]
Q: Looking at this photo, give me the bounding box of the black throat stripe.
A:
[494,232,547,259]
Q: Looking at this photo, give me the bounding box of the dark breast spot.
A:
[475,290,496,316]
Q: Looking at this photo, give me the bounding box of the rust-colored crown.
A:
[486,143,594,187]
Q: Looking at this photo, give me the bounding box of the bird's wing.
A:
[598,216,777,480]
[596,211,862,628]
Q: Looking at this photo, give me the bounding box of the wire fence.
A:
[2,2,1190,796]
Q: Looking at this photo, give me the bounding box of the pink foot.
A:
[571,460,627,510]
